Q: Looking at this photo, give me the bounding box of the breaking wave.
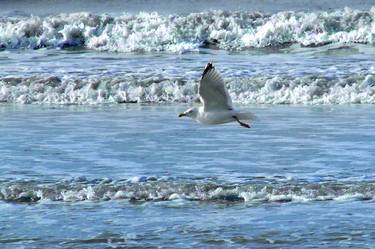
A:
[1,177,374,204]
[1,74,375,104]
[0,7,375,53]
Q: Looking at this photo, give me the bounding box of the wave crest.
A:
[1,74,374,104]
[1,178,374,204]
[0,8,374,53]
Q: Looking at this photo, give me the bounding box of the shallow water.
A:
[1,104,375,248]
[1,0,375,247]
[2,0,374,16]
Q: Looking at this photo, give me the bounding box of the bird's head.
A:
[178,107,198,119]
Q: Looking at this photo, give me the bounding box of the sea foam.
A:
[0,8,374,53]
[1,74,374,105]
[1,178,374,203]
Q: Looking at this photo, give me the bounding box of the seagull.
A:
[179,63,254,128]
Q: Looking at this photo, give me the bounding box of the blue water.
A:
[1,104,375,248]
[1,0,375,247]
[1,104,375,182]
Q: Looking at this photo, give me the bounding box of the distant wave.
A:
[1,74,374,104]
[1,177,374,203]
[0,8,374,53]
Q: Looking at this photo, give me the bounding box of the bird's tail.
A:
[236,111,257,121]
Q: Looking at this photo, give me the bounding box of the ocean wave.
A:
[1,74,374,105]
[0,8,374,53]
[1,177,374,204]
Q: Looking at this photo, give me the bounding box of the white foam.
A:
[0,8,375,53]
[1,73,374,105]
[168,193,182,200]
[1,179,375,204]
[127,176,148,183]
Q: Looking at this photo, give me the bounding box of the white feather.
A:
[198,64,233,111]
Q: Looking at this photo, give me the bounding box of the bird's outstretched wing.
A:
[198,63,233,111]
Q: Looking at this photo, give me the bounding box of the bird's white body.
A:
[179,63,254,128]
[194,107,253,125]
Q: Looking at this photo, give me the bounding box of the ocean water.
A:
[1,0,375,248]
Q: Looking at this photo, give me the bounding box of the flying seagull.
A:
[179,63,254,128]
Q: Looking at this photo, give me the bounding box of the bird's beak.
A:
[178,113,186,117]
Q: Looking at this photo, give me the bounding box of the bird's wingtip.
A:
[202,62,214,78]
